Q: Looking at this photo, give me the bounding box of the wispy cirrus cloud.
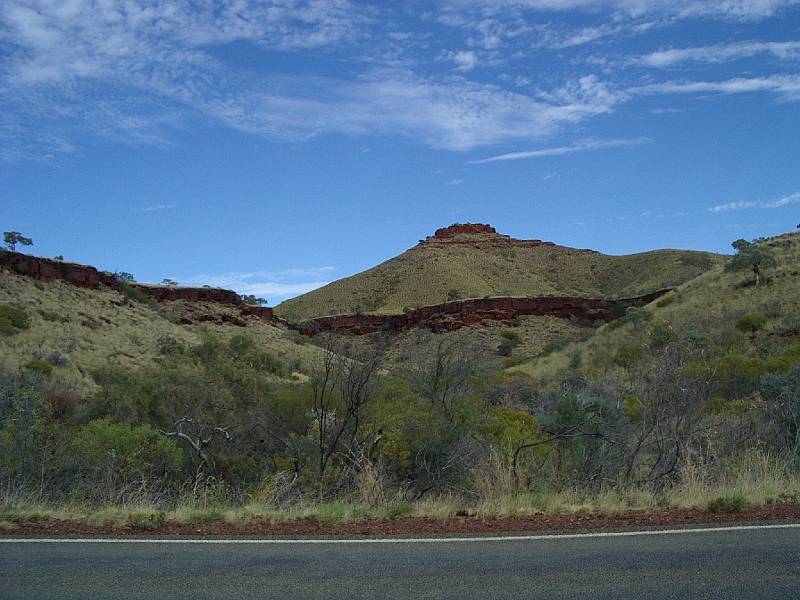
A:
[443,0,800,21]
[708,191,800,212]
[633,74,800,101]
[469,137,649,164]
[141,204,176,212]
[1,0,799,162]
[635,40,800,67]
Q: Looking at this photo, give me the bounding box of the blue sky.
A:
[2,1,799,304]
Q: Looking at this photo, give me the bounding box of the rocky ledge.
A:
[0,250,279,324]
[418,223,555,249]
[297,290,670,336]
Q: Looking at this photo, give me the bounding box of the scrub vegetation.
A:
[1,231,799,530]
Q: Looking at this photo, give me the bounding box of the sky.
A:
[2,0,799,304]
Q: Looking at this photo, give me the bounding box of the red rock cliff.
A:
[297,290,670,336]
[0,250,280,324]
[434,223,497,238]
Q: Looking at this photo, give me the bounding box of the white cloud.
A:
[470,137,649,163]
[444,0,800,20]
[636,41,800,67]
[141,204,176,212]
[446,178,464,185]
[449,50,480,71]
[708,191,800,212]
[182,267,335,302]
[634,74,800,101]
[204,72,627,151]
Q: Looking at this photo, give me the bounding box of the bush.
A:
[736,313,768,333]
[23,359,53,377]
[707,495,749,513]
[37,309,69,323]
[497,330,521,356]
[656,294,676,308]
[0,304,30,335]
[613,342,645,367]
[541,337,570,356]
[71,419,183,493]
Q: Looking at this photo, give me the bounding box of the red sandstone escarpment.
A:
[297,289,670,336]
[434,223,497,238]
[418,223,556,249]
[0,250,281,325]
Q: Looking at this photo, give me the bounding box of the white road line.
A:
[1,523,799,544]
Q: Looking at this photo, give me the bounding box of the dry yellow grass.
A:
[512,230,800,380]
[0,270,324,386]
[275,232,722,321]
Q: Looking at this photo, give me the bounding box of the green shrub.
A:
[707,495,750,513]
[0,304,30,335]
[37,309,69,323]
[613,342,645,367]
[655,294,676,308]
[22,359,53,377]
[71,419,183,485]
[497,329,521,356]
[541,337,570,356]
[736,313,768,332]
[649,321,676,349]
[127,511,166,531]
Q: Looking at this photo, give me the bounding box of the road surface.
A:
[1,525,799,599]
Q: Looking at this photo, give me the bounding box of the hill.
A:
[274,224,722,321]
[0,262,322,389]
[512,230,800,382]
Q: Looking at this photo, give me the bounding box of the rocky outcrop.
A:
[434,223,497,238]
[1,249,669,337]
[0,250,280,324]
[418,223,556,249]
[134,284,242,305]
[0,250,120,289]
[297,289,670,336]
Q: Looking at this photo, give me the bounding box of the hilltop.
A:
[274,224,722,321]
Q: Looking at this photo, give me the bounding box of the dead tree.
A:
[160,417,231,484]
[311,335,383,493]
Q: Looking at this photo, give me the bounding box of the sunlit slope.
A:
[275,231,722,321]
[512,231,800,381]
[0,270,322,388]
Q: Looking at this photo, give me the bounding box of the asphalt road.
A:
[2,525,799,599]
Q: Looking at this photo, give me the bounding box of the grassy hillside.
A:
[0,270,323,388]
[275,230,722,321]
[513,231,800,382]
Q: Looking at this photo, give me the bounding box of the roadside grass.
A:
[2,455,798,530]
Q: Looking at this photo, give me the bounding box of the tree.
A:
[729,239,776,286]
[447,288,462,302]
[403,332,483,419]
[114,271,136,283]
[161,278,178,286]
[3,231,33,252]
[310,335,383,494]
[241,294,267,306]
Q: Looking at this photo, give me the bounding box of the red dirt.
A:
[4,503,800,538]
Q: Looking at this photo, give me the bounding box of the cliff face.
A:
[1,249,669,338]
[418,223,556,249]
[0,250,278,323]
[0,250,120,289]
[297,290,670,336]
